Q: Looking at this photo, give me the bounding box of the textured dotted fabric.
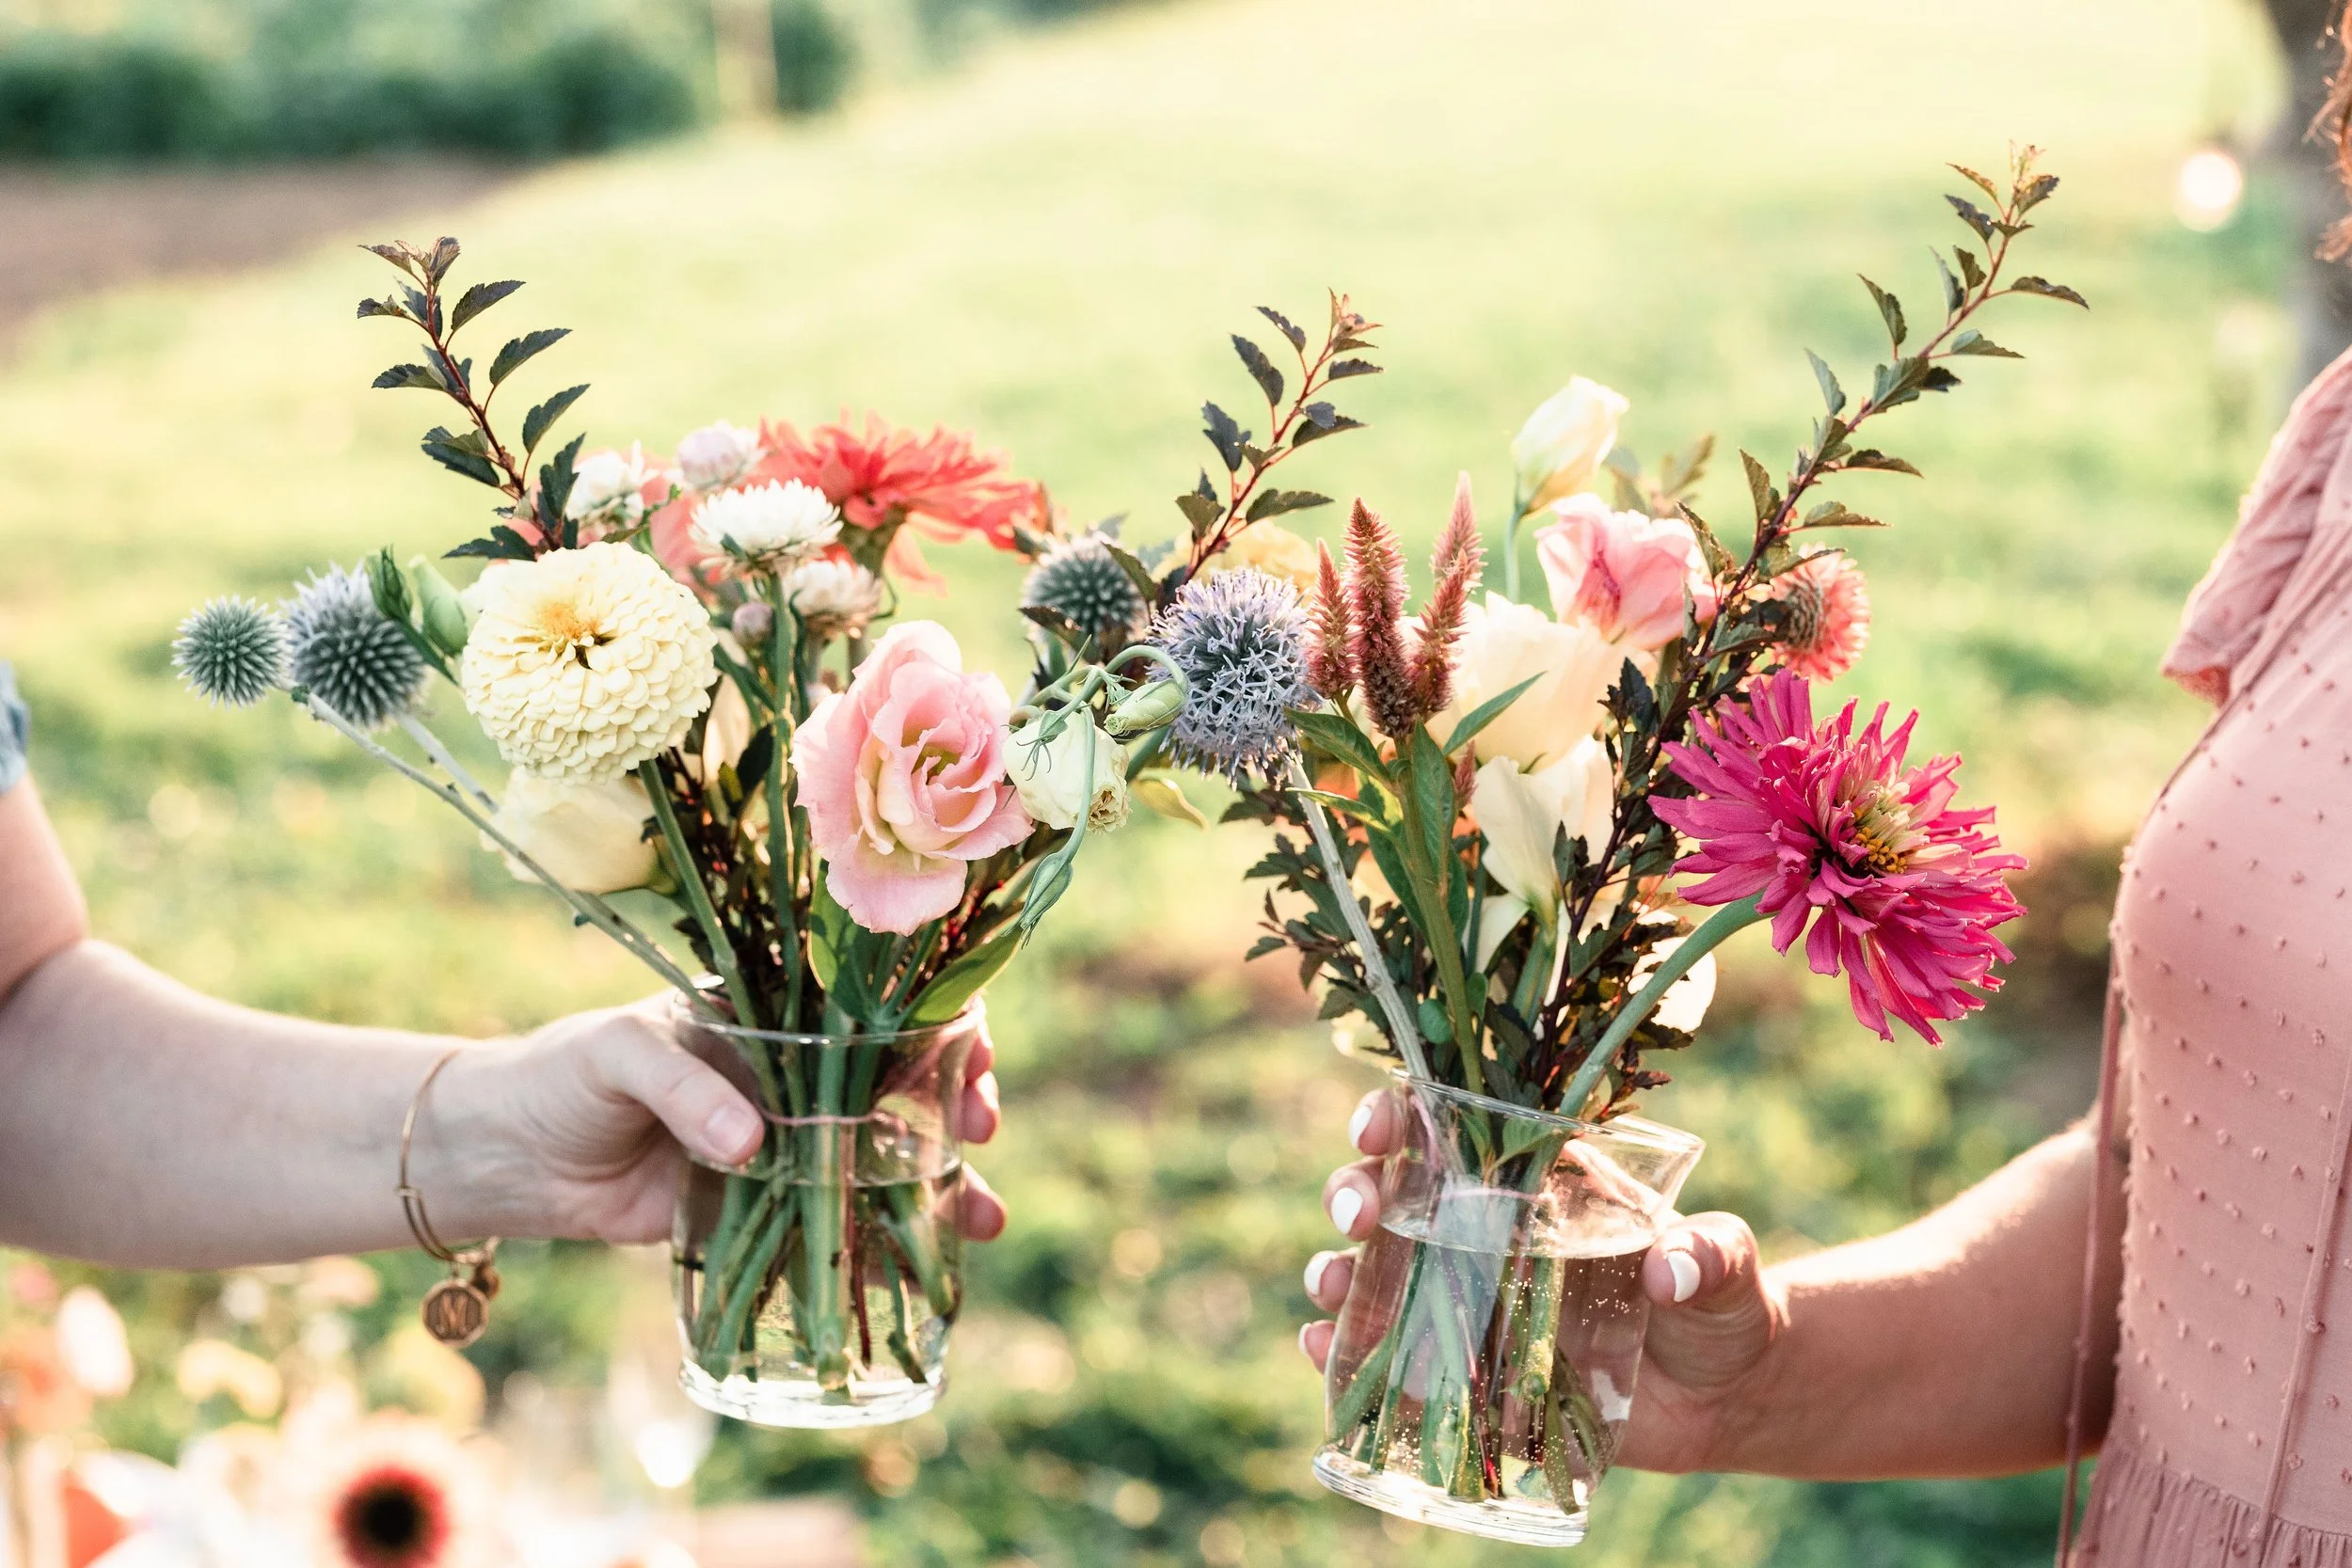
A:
[2077,355,2352,1563]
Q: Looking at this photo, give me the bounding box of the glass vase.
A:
[669,1000,980,1429]
[1313,1078,1704,1546]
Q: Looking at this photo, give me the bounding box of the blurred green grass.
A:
[0,0,2303,1560]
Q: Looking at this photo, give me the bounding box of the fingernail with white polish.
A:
[1297,1323,1318,1358]
[1347,1101,1375,1150]
[1304,1252,1332,1297]
[1330,1186,1364,1237]
[1666,1249,1701,1304]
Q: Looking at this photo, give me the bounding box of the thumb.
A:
[1638,1212,1778,1395]
[583,1006,765,1169]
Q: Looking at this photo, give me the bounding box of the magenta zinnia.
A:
[1654,670,2023,1044]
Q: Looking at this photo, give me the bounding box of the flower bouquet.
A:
[172,238,1193,1427]
[1131,151,2074,1543]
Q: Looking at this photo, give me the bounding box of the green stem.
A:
[1395,779,1484,1100]
[1287,763,1433,1084]
[640,758,763,1033]
[802,1026,853,1390]
[1558,894,1764,1117]
[300,695,707,1003]
[1502,485,1527,601]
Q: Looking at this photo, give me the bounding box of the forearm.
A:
[1705,1121,2123,1479]
[0,941,537,1268]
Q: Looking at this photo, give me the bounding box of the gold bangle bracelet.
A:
[397,1045,501,1349]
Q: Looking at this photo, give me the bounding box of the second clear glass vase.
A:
[1313,1078,1703,1546]
[670,1000,979,1429]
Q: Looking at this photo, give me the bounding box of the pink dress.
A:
[2073,353,2352,1564]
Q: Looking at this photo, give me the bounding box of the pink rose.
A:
[793,622,1032,933]
[1534,494,1719,651]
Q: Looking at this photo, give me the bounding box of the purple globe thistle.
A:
[1151,567,1314,781]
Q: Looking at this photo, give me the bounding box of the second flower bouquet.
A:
[172,240,1192,1426]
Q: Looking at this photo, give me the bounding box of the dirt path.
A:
[0,161,518,348]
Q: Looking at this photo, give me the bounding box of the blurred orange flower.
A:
[0,1324,91,1437]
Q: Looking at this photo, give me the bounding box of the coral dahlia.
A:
[753,415,1044,587]
[1767,550,1871,682]
[1654,669,2023,1044]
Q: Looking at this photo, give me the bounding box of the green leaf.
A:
[372,363,443,392]
[906,924,1025,1024]
[1406,729,1455,880]
[488,327,570,388]
[1289,414,1364,449]
[1257,306,1308,351]
[1100,537,1162,599]
[1326,358,1382,380]
[1859,276,1906,348]
[1201,403,1248,472]
[1246,488,1332,523]
[1440,674,1540,757]
[421,434,502,489]
[1232,334,1284,406]
[1954,245,1986,293]
[1290,708,1391,785]
[1740,450,1778,525]
[1949,163,2001,201]
[1176,488,1225,535]
[537,434,584,545]
[421,236,461,285]
[2015,172,2060,214]
[356,296,409,322]
[446,527,537,562]
[1933,251,1963,314]
[1292,786,1392,828]
[1945,194,1996,242]
[522,384,589,456]
[1921,366,1963,393]
[1842,449,1921,477]
[1796,501,1884,531]
[2010,277,2089,309]
[1805,350,1845,416]
[450,278,523,334]
[1682,506,1737,578]
[1950,330,2022,358]
[366,547,413,625]
[1131,773,1209,829]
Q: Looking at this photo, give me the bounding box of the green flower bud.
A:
[1104,678,1186,738]
[408,556,472,657]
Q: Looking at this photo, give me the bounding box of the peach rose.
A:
[793,622,1032,933]
[1534,494,1718,652]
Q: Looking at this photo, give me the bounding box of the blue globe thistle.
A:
[174,596,289,708]
[1151,567,1314,781]
[1022,534,1147,647]
[280,566,429,731]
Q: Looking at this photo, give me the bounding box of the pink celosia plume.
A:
[1408,472,1485,716]
[1654,669,2023,1044]
[1344,499,1417,738]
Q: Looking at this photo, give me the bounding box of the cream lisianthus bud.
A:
[1510,377,1629,512]
[1004,712,1128,832]
[1429,594,1616,770]
[485,771,660,894]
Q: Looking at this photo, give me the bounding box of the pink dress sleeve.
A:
[2162,351,2352,704]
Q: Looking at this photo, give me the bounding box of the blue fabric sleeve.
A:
[0,664,26,794]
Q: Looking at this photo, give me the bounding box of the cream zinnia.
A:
[460,543,717,782]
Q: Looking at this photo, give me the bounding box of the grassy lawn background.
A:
[0,0,2305,1561]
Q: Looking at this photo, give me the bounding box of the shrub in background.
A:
[771,0,855,116]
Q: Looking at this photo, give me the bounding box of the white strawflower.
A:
[674,420,762,491]
[566,443,657,531]
[690,479,841,568]
[782,556,885,641]
[460,543,718,782]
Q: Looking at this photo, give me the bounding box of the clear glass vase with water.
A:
[1313,1077,1704,1546]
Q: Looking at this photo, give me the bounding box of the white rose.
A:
[1430,594,1617,770]
[675,420,762,491]
[485,771,659,894]
[690,479,841,568]
[1510,376,1629,511]
[566,443,657,529]
[1004,712,1127,832]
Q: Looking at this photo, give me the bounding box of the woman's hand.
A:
[1295,1088,1784,1474]
[445,997,1009,1247]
